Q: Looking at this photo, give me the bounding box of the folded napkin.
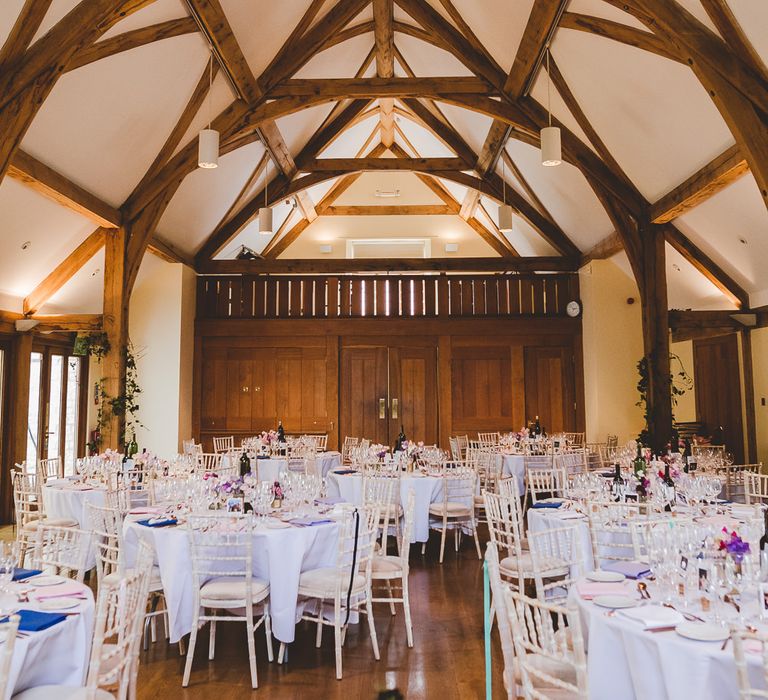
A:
[531,501,563,509]
[576,580,631,600]
[332,469,357,476]
[289,517,334,527]
[315,496,344,506]
[136,517,177,528]
[604,561,652,579]
[16,609,67,632]
[129,507,164,515]
[12,568,42,581]
[618,604,683,629]
[554,511,585,520]
[599,471,615,478]
[35,582,87,601]
[256,455,270,460]
[67,484,94,491]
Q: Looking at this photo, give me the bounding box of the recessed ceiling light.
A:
[21,240,31,250]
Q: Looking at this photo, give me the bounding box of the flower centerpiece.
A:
[716,527,751,564]
[400,440,424,472]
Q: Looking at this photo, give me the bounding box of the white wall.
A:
[579,259,645,445]
[752,327,768,467]
[670,340,697,423]
[127,257,195,456]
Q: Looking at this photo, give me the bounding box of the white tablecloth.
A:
[42,480,106,528]
[573,582,765,699]
[4,580,95,700]
[494,453,525,495]
[122,516,340,644]
[232,452,340,482]
[325,472,443,543]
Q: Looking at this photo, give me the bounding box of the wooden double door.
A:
[340,343,438,448]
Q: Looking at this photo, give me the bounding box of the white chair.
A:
[13,472,77,567]
[341,436,359,465]
[732,625,768,699]
[478,431,500,448]
[745,469,768,505]
[587,500,650,567]
[719,463,762,502]
[564,432,585,448]
[15,546,154,700]
[183,513,273,689]
[426,463,482,564]
[485,543,516,700]
[363,469,401,554]
[296,507,380,679]
[523,454,556,506]
[504,588,589,700]
[212,436,235,453]
[38,456,63,482]
[484,490,529,591]
[371,489,415,647]
[32,524,93,583]
[0,615,19,700]
[197,452,221,475]
[555,449,587,477]
[527,524,583,602]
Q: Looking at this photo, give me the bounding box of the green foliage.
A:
[635,353,693,446]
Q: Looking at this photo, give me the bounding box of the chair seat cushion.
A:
[14,686,114,700]
[298,567,366,596]
[429,502,471,516]
[371,555,404,577]
[104,565,162,590]
[500,553,568,578]
[22,517,78,531]
[514,652,578,689]
[200,576,269,603]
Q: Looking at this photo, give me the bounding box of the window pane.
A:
[26,352,43,466]
[64,356,81,475]
[47,355,64,459]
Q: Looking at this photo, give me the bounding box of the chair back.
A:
[745,469,768,505]
[526,464,567,504]
[38,456,63,482]
[485,543,516,695]
[732,626,768,699]
[587,500,650,566]
[86,502,124,586]
[719,463,762,502]
[32,524,93,582]
[440,462,476,509]
[478,431,500,448]
[564,432,585,447]
[212,436,235,454]
[341,437,359,465]
[527,524,583,601]
[86,544,153,700]
[555,449,587,477]
[449,436,460,461]
[197,452,222,475]
[483,491,525,589]
[331,507,379,599]
[0,615,20,700]
[504,588,588,700]
[12,472,40,529]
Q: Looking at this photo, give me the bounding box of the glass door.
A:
[27,346,85,474]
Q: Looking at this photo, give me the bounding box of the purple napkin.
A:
[603,560,652,579]
[315,496,344,505]
[289,517,334,527]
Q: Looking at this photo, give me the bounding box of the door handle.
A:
[391,398,398,420]
[379,398,386,419]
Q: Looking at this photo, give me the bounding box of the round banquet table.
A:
[572,578,767,700]
[325,471,443,544]
[493,453,526,496]
[122,514,341,644]
[3,578,95,700]
[223,451,341,482]
[42,479,106,528]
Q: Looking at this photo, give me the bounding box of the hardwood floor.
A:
[0,524,506,698]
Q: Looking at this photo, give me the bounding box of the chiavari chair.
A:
[212,435,235,454]
[527,524,584,602]
[31,524,94,583]
[38,456,63,482]
[732,626,768,699]
[745,469,768,506]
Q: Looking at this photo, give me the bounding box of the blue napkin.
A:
[289,517,334,527]
[17,609,67,632]
[603,560,652,579]
[136,517,177,528]
[256,455,270,460]
[315,496,344,506]
[12,568,42,581]
[531,501,563,509]
[332,469,357,475]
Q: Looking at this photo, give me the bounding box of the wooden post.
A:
[639,222,673,454]
[741,328,758,463]
[102,227,128,449]
[2,333,32,522]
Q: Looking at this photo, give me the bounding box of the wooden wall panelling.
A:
[226,349,252,430]
[523,346,576,433]
[277,278,290,317]
[276,349,303,427]
[520,278,534,315]
[327,277,339,318]
[741,330,758,463]
[389,346,438,445]
[200,347,227,432]
[325,335,340,450]
[340,346,389,444]
[266,278,278,317]
[510,345,526,431]
[289,277,302,317]
[251,349,278,430]
[437,335,452,448]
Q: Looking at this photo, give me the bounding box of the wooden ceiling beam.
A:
[67,17,198,72]
[0,0,53,69]
[199,257,577,274]
[580,230,623,266]
[261,207,300,258]
[8,150,122,227]
[500,150,558,229]
[664,225,748,309]
[373,0,395,147]
[146,235,194,267]
[263,218,311,260]
[468,207,518,259]
[559,12,685,64]
[268,76,493,98]
[299,157,466,172]
[26,314,104,333]
[650,144,749,223]
[435,0,503,77]
[324,205,454,216]
[23,228,108,316]
[185,0,259,103]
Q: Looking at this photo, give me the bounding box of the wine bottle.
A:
[128,432,138,458]
[632,442,646,478]
[395,425,406,452]
[277,420,286,443]
[533,416,541,436]
[759,508,768,551]
[611,462,624,502]
[682,438,692,473]
[239,450,250,478]
[121,446,129,474]
[662,462,675,512]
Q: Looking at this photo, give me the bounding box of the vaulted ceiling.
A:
[0,0,766,316]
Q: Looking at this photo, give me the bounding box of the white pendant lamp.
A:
[498,156,514,232]
[258,160,273,235]
[540,46,562,167]
[198,50,219,169]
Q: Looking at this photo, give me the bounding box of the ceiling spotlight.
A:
[21,240,31,250]
[540,46,562,167]
[197,49,219,169]
[259,160,273,235]
[236,245,259,261]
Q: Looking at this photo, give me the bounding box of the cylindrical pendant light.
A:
[198,128,219,169]
[499,155,514,232]
[198,50,219,169]
[258,160,273,235]
[540,46,562,167]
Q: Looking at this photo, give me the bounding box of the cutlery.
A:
[648,626,677,633]
[637,582,651,600]
[662,603,706,623]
